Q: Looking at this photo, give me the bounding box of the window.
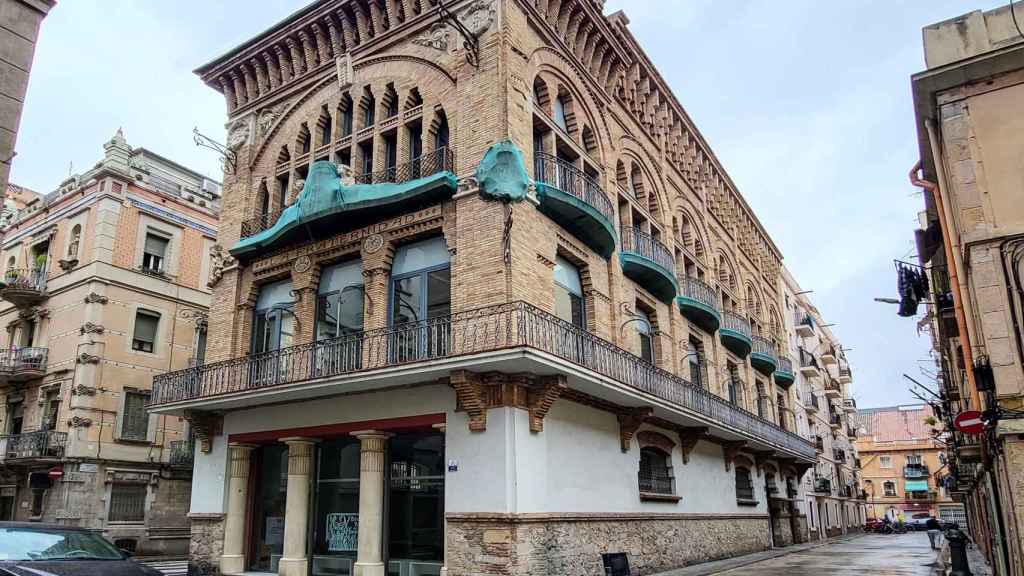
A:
[688,338,706,388]
[132,311,159,353]
[637,308,653,364]
[727,362,741,406]
[906,454,922,466]
[883,481,897,497]
[121,390,151,441]
[108,483,147,523]
[766,472,778,496]
[317,260,364,340]
[193,322,208,366]
[390,238,452,361]
[638,447,674,495]
[252,280,295,354]
[735,466,755,502]
[756,382,767,419]
[880,455,892,469]
[433,112,449,150]
[553,96,568,130]
[41,389,60,432]
[553,256,584,329]
[142,233,168,273]
[67,224,81,259]
[363,95,375,127]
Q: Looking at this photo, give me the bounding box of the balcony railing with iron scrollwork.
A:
[0,347,47,374]
[169,439,194,467]
[620,226,675,274]
[240,147,455,238]
[679,276,718,310]
[799,348,818,369]
[777,356,794,374]
[533,151,614,224]
[0,430,67,461]
[751,336,777,359]
[2,268,46,292]
[721,310,752,338]
[151,301,815,459]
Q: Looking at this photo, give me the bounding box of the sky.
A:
[11,0,1008,409]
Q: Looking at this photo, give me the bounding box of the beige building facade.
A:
[909,4,1024,575]
[148,1,870,574]
[0,128,219,556]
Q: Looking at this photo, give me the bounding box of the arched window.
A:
[553,95,568,131]
[688,337,706,388]
[316,105,332,147]
[727,361,742,406]
[6,255,15,273]
[277,145,291,167]
[257,182,270,218]
[404,87,423,111]
[431,109,449,151]
[766,472,778,496]
[756,382,767,418]
[360,88,376,128]
[735,466,755,502]
[553,256,584,329]
[883,481,896,497]
[532,76,550,113]
[580,125,597,157]
[67,224,82,259]
[297,123,311,154]
[636,307,653,364]
[337,93,354,137]
[382,83,399,118]
[639,447,674,495]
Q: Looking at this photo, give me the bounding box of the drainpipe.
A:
[908,158,981,412]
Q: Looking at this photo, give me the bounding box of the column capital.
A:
[227,442,256,450]
[351,430,394,441]
[281,436,319,446]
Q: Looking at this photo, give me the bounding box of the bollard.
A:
[945,527,973,576]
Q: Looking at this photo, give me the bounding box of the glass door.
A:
[249,445,288,573]
[386,431,444,576]
[312,438,362,576]
[390,239,451,363]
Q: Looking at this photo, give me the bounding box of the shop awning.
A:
[904,480,929,492]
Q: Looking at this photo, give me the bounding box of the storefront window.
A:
[312,438,362,576]
[387,431,444,575]
[250,445,288,572]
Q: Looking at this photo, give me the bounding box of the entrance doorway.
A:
[386,431,444,575]
[249,444,288,573]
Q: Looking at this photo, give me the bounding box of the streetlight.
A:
[874,297,900,304]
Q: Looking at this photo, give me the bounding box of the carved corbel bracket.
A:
[83,293,108,304]
[753,450,775,477]
[76,353,100,365]
[676,426,708,464]
[450,370,488,432]
[617,407,653,452]
[184,410,223,454]
[70,384,96,396]
[79,322,105,335]
[58,258,79,272]
[67,416,93,428]
[526,375,566,433]
[722,441,748,472]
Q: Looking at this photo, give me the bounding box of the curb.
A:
[652,534,867,576]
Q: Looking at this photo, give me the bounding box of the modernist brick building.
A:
[0,129,220,556]
[909,5,1024,575]
[151,1,856,574]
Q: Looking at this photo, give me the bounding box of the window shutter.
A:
[144,234,169,257]
[134,312,159,344]
[121,391,150,441]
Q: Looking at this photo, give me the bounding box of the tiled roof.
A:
[855,404,937,442]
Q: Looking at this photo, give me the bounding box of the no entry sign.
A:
[953,411,985,435]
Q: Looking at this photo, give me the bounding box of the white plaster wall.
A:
[513,401,768,515]
[190,431,228,514]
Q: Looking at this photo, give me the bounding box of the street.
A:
[716,533,943,575]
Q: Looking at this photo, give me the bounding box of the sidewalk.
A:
[938,541,993,576]
[651,534,865,576]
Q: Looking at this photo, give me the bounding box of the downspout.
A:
[908,156,981,411]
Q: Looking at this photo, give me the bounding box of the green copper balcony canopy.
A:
[533,152,617,259]
[232,158,456,258]
[720,310,753,358]
[677,276,721,333]
[774,356,796,388]
[750,335,779,376]
[619,226,677,304]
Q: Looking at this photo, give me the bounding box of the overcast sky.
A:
[11,0,1005,409]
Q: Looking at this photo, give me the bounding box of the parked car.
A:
[0,522,162,576]
[905,513,936,531]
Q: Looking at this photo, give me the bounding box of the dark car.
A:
[0,522,162,576]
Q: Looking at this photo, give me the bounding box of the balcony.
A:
[833,448,847,463]
[620,227,678,303]
[0,347,48,384]
[795,313,814,338]
[774,356,795,388]
[821,345,838,365]
[750,336,778,376]
[534,152,617,258]
[812,476,832,494]
[168,439,194,467]
[842,398,857,413]
[150,301,816,461]
[904,464,930,478]
[719,311,753,358]
[838,366,852,384]
[233,149,457,258]
[829,411,843,430]
[815,436,824,452]
[0,430,67,462]
[0,268,47,308]
[805,392,820,413]
[847,425,858,439]
[798,348,820,379]
[824,377,841,399]
[677,276,721,333]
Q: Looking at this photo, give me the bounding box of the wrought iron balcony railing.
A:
[0,347,48,375]
[620,226,675,273]
[813,476,832,494]
[533,151,615,224]
[168,439,194,467]
[904,464,930,478]
[240,147,455,238]
[638,471,674,496]
[679,276,718,310]
[777,356,794,374]
[151,301,815,459]
[721,310,752,338]
[2,268,46,292]
[751,336,777,359]
[799,348,818,369]
[0,430,67,461]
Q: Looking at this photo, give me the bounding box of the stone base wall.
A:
[187,514,225,576]
[447,513,771,576]
[791,515,809,544]
[771,514,794,547]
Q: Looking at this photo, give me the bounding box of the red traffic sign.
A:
[954,411,985,435]
[47,467,64,480]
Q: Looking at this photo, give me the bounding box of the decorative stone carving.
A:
[79,322,105,335]
[208,243,236,289]
[336,54,353,90]
[226,119,250,150]
[293,255,312,274]
[70,384,97,396]
[526,375,566,433]
[58,258,78,272]
[293,178,305,193]
[456,176,479,195]
[362,234,384,255]
[617,407,653,452]
[83,293,108,304]
[413,23,451,52]
[461,0,496,38]
[184,410,223,454]
[676,426,708,464]
[450,370,488,432]
[76,353,100,365]
[336,163,355,186]
[257,104,285,136]
[723,441,748,472]
[67,416,93,428]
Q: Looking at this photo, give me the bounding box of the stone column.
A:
[352,430,391,576]
[279,438,317,576]
[221,443,255,575]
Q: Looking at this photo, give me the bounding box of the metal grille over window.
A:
[132,311,159,353]
[735,466,755,501]
[109,483,147,523]
[121,391,150,441]
[638,447,674,495]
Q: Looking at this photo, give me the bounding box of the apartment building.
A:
[908,5,1024,575]
[0,128,219,556]
[148,1,849,574]
[781,268,866,540]
[854,404,965,525]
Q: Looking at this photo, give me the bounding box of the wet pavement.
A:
[655,532,944,576]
